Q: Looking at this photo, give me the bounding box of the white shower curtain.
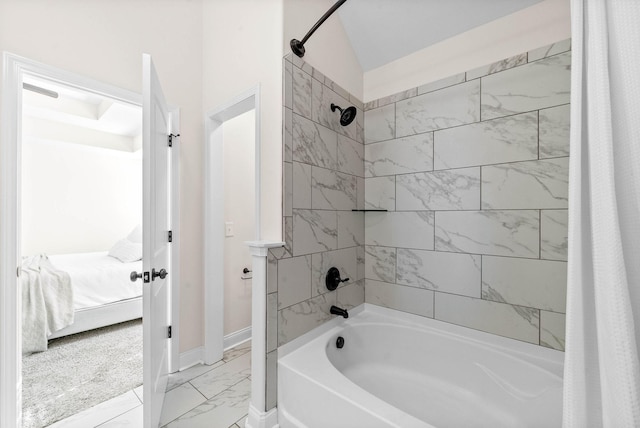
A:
[563,0,640,426]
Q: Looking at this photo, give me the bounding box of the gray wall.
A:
[363,39,571,351]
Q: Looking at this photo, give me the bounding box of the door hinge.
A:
[168,133,180,147]
[17,266,20,278]
[168,230,173,243]
[168,326,172,339]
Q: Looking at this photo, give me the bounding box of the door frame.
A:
[0,52,181,427]
[203,85,261,364]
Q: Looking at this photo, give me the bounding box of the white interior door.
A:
[142,54,172,428]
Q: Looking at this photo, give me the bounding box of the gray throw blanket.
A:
[21,255,74,354]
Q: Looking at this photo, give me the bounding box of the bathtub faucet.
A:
[330,305,349,319]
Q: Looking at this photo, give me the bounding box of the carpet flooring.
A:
[22,319,143,428]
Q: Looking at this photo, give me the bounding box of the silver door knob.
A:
[130,271,143,282]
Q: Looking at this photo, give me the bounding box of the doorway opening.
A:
[20,75,144,427]
[1,53,180,427]
[204,87,261,364]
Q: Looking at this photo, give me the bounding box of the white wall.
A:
[283,0,363,100]
[21,139,142,256]
[0,0,204,353]
[202,0,283,242]
[363,0,571,101]
[223,110,255,336]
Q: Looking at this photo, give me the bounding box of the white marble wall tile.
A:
[283,59,293,109]
[482,256,567,313]
[376,88,418,108]
[396,167,480,211]
[311,167,357,210]
[284,162,292,216]
[541,209,568,261]
[365,279,434,317]
[292,210,337,255]
[337,134,364,177]
[364,99,378,111]
[539,104,570,159]
[283,107,293,163]
[350,94,364,111]
[356,176,365,210]
[396,249,481,297]
[278,292,337,345]
[327,78,351,102]
[270,246,291,260]
[277,255,312,309]
[267,293,277,353]
[356,245,365,281]
[365,212,434,250]
[365,245,396,283]
[337,280,365,310]
[355,102,365,144]
[292,55,313,75]
[292,162,311,209]
[292,113,337,170]
[337,211,364,248]
[396,80,480,137]
[267,251,277,294]
[365,103,395,144]
[528,39,571,62]
[434,112,538,170]
[417,72,466,95]
[312,78,359,141]
[311,247,357,297]
[292,66,312,119]
[540,311,566,351]
[481,52,571,120]
[481,158,569,209]
[266,350,277,411]
[284,216,293,256]
[435,293,540,344]
[364,133,434,177]
[312,67,326,85]
[466,53,528,80]
[435,210,540,258]
[365,176,395,211]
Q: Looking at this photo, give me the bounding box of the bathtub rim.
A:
[279,303,563,368]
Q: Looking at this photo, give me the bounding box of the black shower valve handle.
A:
[326,266,349,291]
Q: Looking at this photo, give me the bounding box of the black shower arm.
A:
[291,0,348,57]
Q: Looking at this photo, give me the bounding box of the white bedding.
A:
[48,252,143,310]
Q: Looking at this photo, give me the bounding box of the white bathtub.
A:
[278,304,563,428]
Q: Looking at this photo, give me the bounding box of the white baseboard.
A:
[179,346,204,371]
[179,327,251,371]
[223,326,251,350]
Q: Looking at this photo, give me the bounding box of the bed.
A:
[46,251,143,340]
[21,249,144,354]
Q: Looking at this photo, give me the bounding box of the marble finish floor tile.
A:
[189,352,251,399]
[48,391,141,428]
[164,378,251,428]
[159,383,207,426]
[50,341,252,428]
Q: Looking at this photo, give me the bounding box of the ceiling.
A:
[22,75,142,153]
[337,0,543,71]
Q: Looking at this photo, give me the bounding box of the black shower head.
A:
[331,103,357,126]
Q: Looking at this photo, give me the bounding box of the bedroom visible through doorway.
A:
[20,75,144,428]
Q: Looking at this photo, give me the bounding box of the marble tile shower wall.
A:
[264,54,366,410]
[363,39,571,352]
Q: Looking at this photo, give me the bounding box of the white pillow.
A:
[108,239,142,263]
[126,224,143,244]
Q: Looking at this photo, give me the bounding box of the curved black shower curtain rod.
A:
[290,0,348,58]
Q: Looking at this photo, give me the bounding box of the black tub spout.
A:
[330,305,349,318]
